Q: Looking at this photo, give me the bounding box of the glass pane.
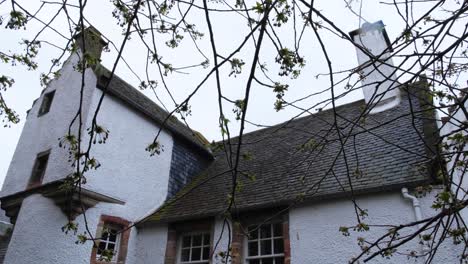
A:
[260,225,271,238]
[275,257,285,264]
[203,234,211,246]
[193,235,202,246]
[248,226,258,240]
[202,246,210,260]
[109,232,117,242]
[182,236,191,248]
[273,223,282,237]
[181,248,190,261]
[260,239,272,255]
[191,247,202,261]
[262,258,274,264]
[248,241,258,256]
[248,259,260,264]
[98,242,106,252]
[101,230,109,240]
[274,238,284,254]
[107,243,115,251]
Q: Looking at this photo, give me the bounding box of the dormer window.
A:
[38,90,55,116]
[28,150,50,188]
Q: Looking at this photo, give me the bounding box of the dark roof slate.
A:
[142,81,438,224]
[94,66,212,156]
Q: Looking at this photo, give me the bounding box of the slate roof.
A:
[94,66,212,156]
[142,80,439,224]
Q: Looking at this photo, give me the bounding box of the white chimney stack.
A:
[350,21,400,114]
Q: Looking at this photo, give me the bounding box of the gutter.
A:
[401,187,429,262]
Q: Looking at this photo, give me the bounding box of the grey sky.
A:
[0,1,440,187]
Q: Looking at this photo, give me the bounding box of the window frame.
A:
[229,210,290,264]
[37,90,56,117]
[243,222,285,264]
[27,149,51,189]
[164,219,214,264]
[177,231,212,264]
[90,215,131,264]
[96,223,122,262]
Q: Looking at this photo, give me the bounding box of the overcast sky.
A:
[0,1,440,187]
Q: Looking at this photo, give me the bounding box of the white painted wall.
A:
[134,190,463,264]
[81,87,174,217]
[4,194,99,264]
[1,53,97,196]
[131,218,231,264]
[2,53,176,263]
[289,190,461,263]
[211,218,232,264]
[440,99,468,224]
[131,224,168,264]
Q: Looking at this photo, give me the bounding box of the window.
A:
[179,232,211,264]
[245,223,284,264]
[91,215,130,264]
[38,90,55,116]
[96,223,121,262]
[28,150,50,188]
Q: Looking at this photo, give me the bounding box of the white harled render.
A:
[0,27,178,264]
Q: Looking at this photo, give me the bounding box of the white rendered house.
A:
[0,27,212,264]
[0,22,465,264]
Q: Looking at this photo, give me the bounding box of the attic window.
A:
[38,90,55,116]
[28,150,50,188]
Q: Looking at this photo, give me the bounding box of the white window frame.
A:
[96,223,122,262]
[244,223,285,264]
[177,231,211,264]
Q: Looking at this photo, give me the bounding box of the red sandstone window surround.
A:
[90,215,131,264]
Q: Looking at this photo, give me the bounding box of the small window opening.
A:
[91,215,130,264]
[97,223,122,262]
[28,151,50,188]
[38,90,55,116]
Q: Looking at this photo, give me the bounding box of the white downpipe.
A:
[401,187,429,262]
[401,188,423,228]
